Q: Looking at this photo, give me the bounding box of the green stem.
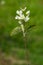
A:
[23,34,29,65]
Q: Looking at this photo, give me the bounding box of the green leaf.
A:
[10,26,22,36]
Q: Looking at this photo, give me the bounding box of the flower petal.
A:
[18,21,22,24]
[16,10,20,15]
[15,15,19,19]
[19,10,22,14]
[24,16,30,22]
[26,10,30,15]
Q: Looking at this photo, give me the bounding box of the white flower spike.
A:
[15,7,30,22]
[15,7,30,37]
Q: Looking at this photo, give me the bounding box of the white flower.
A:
[15,7,30,37]
[24,16,30,22]
[19,10,22,14]
[20,14,25,19]
[16,10,20,15]
[15,14,25,20]
[26,10,30,15]
[15,16,19,19]
[15,7,30,22]
[16,10,22,15]
[18,21,22,24]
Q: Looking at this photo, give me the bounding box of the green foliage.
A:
[10,26,22,36]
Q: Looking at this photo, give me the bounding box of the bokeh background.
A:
[0,0,43,65]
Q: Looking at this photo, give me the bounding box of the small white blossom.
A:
[26,10,30,15]
[15,16,19,19]
[16,10,20,15]
[18,21,22,25]
[19,10,22,14]
[16,10,22,15]
[15,7,30,22]
[24,16,30,22]
[15,14,25,20]
[20,14,25,19]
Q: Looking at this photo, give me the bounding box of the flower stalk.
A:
[15,7,30,65]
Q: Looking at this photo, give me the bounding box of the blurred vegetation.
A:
[0,0,43,65]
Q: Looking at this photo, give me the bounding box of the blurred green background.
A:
[0,0,43,65]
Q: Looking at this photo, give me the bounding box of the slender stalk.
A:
[23,33,29,65]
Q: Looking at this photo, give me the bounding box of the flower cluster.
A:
[15,7,30,37]
[15,7,30,22]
